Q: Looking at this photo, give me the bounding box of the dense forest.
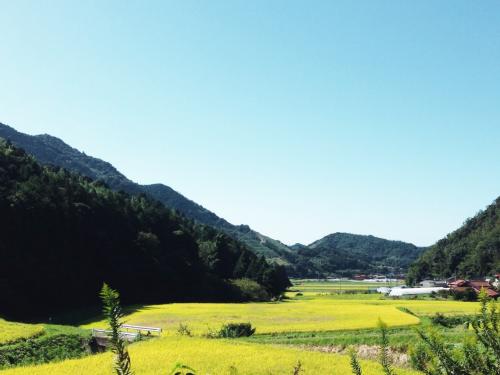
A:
[0,122,425,277]
[407,197,500,285]
[0,122,294,263]
[285,233,424,277]
[0,140,289,319]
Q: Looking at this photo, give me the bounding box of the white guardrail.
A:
[91,325,162,342]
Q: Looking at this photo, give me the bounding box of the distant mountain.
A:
[407,198,500,284]
[286,233,425,277]
[0,122,293,264]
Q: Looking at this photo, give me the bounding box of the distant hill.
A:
[407,198,500,284]
[0,140,289,318]
[0,122,294,263]
[286,233,425,277]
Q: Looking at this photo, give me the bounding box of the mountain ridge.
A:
[0,140,290,318]
[0,122,294,263]
[407,197,500,284]
[0,121,424,276]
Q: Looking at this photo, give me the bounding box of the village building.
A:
[419,280,448,288]
[448,279,499,299]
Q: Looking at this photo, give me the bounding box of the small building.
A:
[448,279,499,299]
[353,274,367,281]
[419,280,448,288]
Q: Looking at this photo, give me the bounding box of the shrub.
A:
[452,287,477,301]
[430,313,471,328]
[0,333,90,369]
[411,289,499,374]
[177,323,192,337]
[230,279,270,301]
[218,323,256,338]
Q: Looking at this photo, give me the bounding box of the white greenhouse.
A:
[388,287,449,297]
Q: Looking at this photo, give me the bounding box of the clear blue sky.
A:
[1,1,499,247]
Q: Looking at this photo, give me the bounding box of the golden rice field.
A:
[0,318,44,344]
[0,288,483,374]
[0,336,421,375]
[82,298,421,335]
[81,295,479,336]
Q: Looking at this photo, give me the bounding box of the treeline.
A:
[407,197,500,285]
[0,122,293,264]
[0,141,289,319]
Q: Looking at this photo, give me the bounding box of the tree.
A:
[100,283,133,375]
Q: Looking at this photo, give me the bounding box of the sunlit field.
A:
[1,284,483,374]
[291,279,404,294]
[82,298,421,335]
[0,319,44,344]
[81,293,479,337]
[0,336,421,375]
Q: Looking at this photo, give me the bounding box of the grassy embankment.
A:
[0,321,90,370]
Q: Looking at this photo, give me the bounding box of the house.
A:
[353,274,367,281]
[448,279,499,299]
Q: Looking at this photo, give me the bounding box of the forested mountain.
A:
[407,198,500,285]
[285,233,424,277]
[0,122,294,264]
[0,122,424,278]
[0,140,290,319]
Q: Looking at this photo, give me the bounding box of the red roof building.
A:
[448,279,499,299]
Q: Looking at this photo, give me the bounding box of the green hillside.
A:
[0,140,289,319]
[407,197,500,284]
[0,122,425,277]
[0,122,294,263]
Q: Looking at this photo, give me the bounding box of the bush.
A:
[411,290,499,374]
[430,313,471,328]
[217,323,256,338]
[0,334,90,369]
[177,323,192,337]
[452,287,477,301]
[230,279,270,301]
